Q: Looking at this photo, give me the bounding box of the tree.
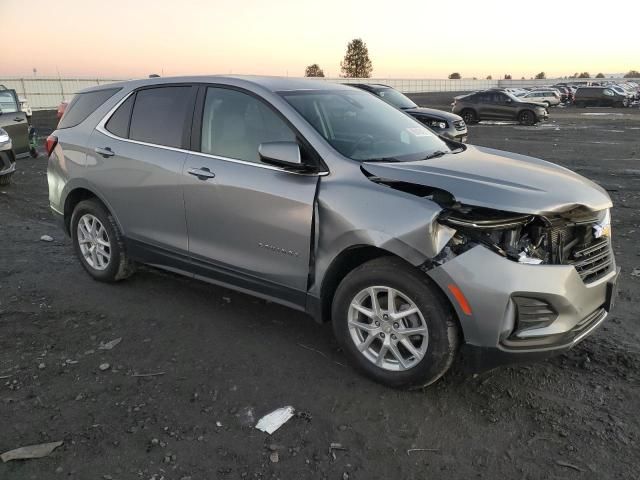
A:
[595,72,605,78]
[578,72,591,78]
[535,72,546,80]
[340,38,373,78]
[504,74,512,80]
[304,64,325,77]
[624,70,640,78]
[448,72,461,79]
[486,75,492,80]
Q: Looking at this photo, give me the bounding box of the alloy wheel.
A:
[347,286,429,371]
[77,213,111,270]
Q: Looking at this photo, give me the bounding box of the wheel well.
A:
[63,188,98,234]
[318,246,392,323]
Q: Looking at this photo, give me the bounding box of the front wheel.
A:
[518,110,536,125]
[332,257,460,389]
[460,109,478,124]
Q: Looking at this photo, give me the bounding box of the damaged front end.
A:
[430,202,614,284]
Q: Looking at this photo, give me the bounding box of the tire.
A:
[332,257,460,389]
[0,172,13,185]
[518,109,536,126]
[70,199,135,282]
[460,109,478,124]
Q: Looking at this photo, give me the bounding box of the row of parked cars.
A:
[504,81,640,108]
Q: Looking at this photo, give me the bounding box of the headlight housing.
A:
[0,128,10,146]
[427,120,448,129]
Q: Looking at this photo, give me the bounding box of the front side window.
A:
[0,90,19,114]
[129,86,194,148]
[200,87,296,164]
[282,89,448,162]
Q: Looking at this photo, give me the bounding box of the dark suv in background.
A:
[351,84,468,142]
[573,87,629,108]
[452,89,548,125]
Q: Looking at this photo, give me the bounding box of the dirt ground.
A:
[1,100,639,480]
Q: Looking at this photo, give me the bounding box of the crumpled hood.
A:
[404,107,463,122]
[361,145,612,215]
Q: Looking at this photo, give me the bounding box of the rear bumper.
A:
[427,245,618,368]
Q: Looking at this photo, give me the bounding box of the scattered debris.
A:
[297,343,345,367]
[269,451,279,463]
[255,406,295,434]
[132,371,165,377]
[1,441,63,463]
[556,460,584,472]
[98,337,122,350]
[329,443,347,452]
[216,421,222,427]
[407,448,440,455]
[98,363,111,371]
[40,235,54,242]
[631,269,640,278]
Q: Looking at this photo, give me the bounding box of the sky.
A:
[2,0,638,79]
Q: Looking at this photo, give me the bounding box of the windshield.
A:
[376,88,417,109]
[281,90,449,162]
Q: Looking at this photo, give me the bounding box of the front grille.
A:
[569,238,613,283]
[453,120,466,131]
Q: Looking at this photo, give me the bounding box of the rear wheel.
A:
[518,109,536,125]
[460,109,478,124]
[332,257,460,389]
[70,199,135,282]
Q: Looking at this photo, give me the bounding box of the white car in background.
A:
[19,97,32,122]
[518,89,561,107]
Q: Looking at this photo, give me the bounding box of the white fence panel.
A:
[1,76,635,110]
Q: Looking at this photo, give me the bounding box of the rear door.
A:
[0,89,29,155]
[86,85,197,253]
[182,86,319,300]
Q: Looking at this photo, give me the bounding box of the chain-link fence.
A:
[1,76,636,110]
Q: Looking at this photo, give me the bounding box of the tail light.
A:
[45,135,58,157]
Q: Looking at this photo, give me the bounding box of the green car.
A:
[0,86,31,158]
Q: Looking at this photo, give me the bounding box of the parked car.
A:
[0,127,16,185]
[350,84,468,142]
[0,86,31,158]
[573,87,629,107]
[19,97,33,122]
[47,76,618,388]
[452,90,548,125]
[518,89,561,107]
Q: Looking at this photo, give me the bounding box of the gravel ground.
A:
[1,101,639,480]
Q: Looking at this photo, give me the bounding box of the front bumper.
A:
[0,148,16,176]
[427,245,618,368]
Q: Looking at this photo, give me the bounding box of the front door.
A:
[183,86,319,299]
[0,89,29,155]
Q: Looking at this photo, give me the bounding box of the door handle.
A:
[94,147,115,158]
[188,167,216,180]
[13,117,24,122]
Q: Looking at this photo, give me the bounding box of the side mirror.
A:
[259,141,305,169]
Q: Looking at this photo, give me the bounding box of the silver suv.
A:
[47,76,619,388]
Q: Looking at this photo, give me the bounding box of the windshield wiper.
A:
[362,157,403,163]
[422,150,451,160]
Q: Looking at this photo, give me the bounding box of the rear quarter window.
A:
[58,88,120,129]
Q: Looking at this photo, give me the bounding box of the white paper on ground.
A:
[255,406,295,434]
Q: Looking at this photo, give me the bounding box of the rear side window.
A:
[59,88,120,129]
[129,86,194,148]
[105,94,134,138]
